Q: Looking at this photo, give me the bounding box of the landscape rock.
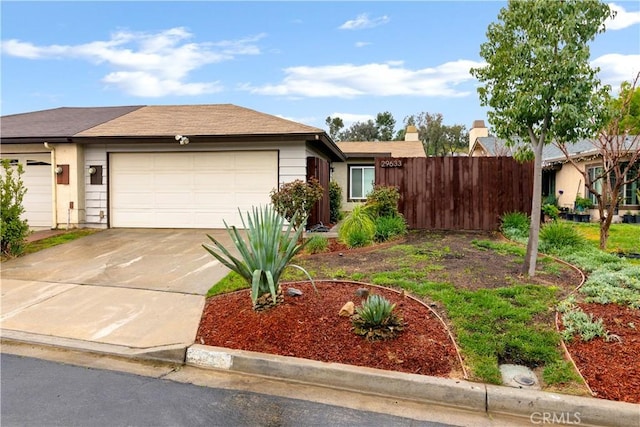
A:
[339,301,355,317]
[355,288,370,299]
[286,287,303,297]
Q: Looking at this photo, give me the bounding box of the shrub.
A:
[328,180,343,224]
[500,211,530,240]
[203,205,312,309]
[539,222,585,253]
[305,235,329,254]
[542,204,560,221]
[365,185,401,218]
[270,178,323,230]
[1,159,29,256]
[338,204,375,248]
[352,294,404,340]
[574,195,594,211]
[374,215,407,242]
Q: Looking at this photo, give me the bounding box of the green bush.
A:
[305,235,329,254]
[500,211,530,240]
[542,204,560,221]
[270,178,323,230]
[374,215,407,242]
[574,195,594,211]
[338,204,375,248]
[365,185,401,218]
[352,294,404,340]
[1,159,29,256]
[539,222,585,253]
[328,180,343,224]
[203,205,311,309]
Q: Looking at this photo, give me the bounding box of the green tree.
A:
[340,120,379,141]
[375,111,396,141]
[615,80,640,134]
[470,0,612,277]
[556,73,640,250]
[325,116,344,141]
[403,112,467,156]
[1,159,30,256]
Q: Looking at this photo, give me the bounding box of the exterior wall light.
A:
[55,166,64,174]
[88,166,97,175]
[175,135,189,145]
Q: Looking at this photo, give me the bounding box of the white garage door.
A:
[110,151,278,228]
[0,154,52,227]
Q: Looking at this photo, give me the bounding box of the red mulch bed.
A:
[196,281,461,377]
[564,303,640,403]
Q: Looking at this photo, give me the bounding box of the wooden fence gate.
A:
[375,157,533,230]
[306,157,330,228]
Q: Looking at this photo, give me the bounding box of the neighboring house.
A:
[1,105,344,229]
[468,120,639,217]
[334,126,426,211]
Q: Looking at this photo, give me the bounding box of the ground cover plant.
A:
[501,215,640,402]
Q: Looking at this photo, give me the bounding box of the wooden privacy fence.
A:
[375,157,534,231]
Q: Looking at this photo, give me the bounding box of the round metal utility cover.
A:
[514,375,536,386]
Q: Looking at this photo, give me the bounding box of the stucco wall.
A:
[48,143,85,229]
[554,162,587,210]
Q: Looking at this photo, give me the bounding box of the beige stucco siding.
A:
[554,162,587,209]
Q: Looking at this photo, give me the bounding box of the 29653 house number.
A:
[380,160,403,168]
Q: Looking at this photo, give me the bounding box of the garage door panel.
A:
[0,154,52,227]
[111,151,278,228]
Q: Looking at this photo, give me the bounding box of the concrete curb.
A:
[1,329,187,363]
[186,344,640,427]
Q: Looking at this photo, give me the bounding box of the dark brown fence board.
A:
[375,157,533,231]
[306,157,330,227]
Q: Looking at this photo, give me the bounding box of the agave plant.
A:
[203,205,313,309]
[352,294,404,340]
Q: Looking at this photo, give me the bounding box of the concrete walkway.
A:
[1,229,232,360]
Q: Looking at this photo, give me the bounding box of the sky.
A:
[1,1,639,135]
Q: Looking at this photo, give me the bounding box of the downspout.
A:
[43,142,58,228]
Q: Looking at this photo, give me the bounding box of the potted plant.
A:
[574,196,593,222]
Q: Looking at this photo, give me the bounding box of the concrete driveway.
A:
[1,229,234,361]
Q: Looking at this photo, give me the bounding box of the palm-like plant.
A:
[203,205,311,309]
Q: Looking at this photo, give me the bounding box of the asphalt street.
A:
[1,354,455,427]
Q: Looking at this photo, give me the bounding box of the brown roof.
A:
[336,141,426,158]
[0,106,144,139]
[76,104,323,137]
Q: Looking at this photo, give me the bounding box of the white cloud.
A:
[339,14,390,30]
[242,59,484,99]
[605,3,640,30]
[0,28,264,97]
[355,41,371,48]
[591,53,640,90]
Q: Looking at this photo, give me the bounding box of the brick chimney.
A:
[469,120,488,153]
[404,125,419,141]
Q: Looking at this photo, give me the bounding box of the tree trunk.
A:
[599,204,614,250]
[523,142,544,277]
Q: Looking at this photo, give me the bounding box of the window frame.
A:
[348,164,375,201]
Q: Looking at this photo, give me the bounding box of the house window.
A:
[587,166,604,205]
[587,163,639,206]
[349,165,374,200]
[622,162,639,205]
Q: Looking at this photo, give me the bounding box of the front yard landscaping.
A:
[202,219,640,403]
[202,229,589,396]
